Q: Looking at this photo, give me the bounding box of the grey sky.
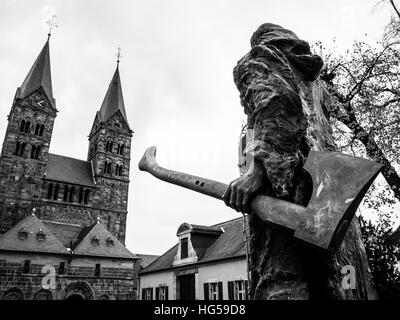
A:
[0,0,394,255]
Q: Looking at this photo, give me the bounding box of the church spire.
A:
[17,38,56,109]
[98,59,130,129]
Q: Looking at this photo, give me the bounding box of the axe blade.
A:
[295,151,383,249]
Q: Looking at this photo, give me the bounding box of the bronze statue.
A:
[139,23,380,300]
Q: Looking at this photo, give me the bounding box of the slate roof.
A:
[16,39,56,109]
[140,217,247,274]
[98,65,130,129]
[137,254,161,269]
[0,215,138,260]
[46,153,95,187]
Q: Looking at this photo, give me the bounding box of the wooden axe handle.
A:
[139,147,307,240]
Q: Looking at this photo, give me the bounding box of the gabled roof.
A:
[0,214,69,254]
[16,39,56,109]
[140,218,247,274]
[98,65,130,129]
[72,221,139,260]
[46,153,95,187]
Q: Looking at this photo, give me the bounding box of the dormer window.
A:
[18,228,28,240]
[36,230,46,241]
[91,236,100,246]
[180,237,188,259]
[106,237,114,247]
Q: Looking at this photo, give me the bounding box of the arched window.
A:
[30,145,41,159]
[69,186,75,203]
[115,164,123,176]
[24,121,31,133]
[63,185,69,202]
[30,145,36,159]
[14,141,21,155]
[19,142,26,156]
[104,161,112,174]
[53,184,59,200]
[20,120,26,132]
[106,141,113,153]
[47,184,53,200]
[117,143,124,155]
[84,189,90,204]
[35,124,45,136]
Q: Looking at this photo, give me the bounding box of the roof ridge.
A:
[41,220,83,227]
[48,152,90,163]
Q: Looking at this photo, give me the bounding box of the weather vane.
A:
[116,47,122,65]
[46,14,58,40]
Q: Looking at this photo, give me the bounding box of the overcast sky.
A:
[0,0,394,255]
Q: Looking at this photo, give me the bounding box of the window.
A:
[35,124,45,136]
[180,237,188,259]
[94,263,101,277]
[106,141,113,152]
[106,237,114,247]
[156,287,168,300]
[30,145,41,159]
[23,260,31,274]
[14,141,26,156]
[204,282,223,300]
[69,186,75,202]
[78,187,84,203]
[47,184,53,200]
[117,143,124,155]
[104,161,112,174]
[63,185,69,202]
[18,228,28,240]
[115,164,123,176]
[228,280,248,300]
[59,262,65,275]
[142,288,153,301]
[91,236,100,246]
[84,189,90,204]
[20,120,30,133]
[36,229,46,241]
[53,184,59,200]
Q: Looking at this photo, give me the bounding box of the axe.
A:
[139,146,382,249]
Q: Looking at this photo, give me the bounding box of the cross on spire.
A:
[116,47,122,65]
[46,14,58,40]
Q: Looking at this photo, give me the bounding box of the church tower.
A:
[0,37,57,234]
[88,60,132,244]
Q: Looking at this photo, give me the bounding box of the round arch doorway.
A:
[64,282,94,300]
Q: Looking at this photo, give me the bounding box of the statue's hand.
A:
[223,160,265,213]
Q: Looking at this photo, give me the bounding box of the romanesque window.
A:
[34,124,45,136]
[58,262,65,275]
[69,186,75,203]
[63,185,69,202]
[19,120,31,133]
[104,161,112,174]
[53,184,59,200]
[30,145,41,159]
[91,236,100,246]
[14,141,26,156]
[115,164,123,176]
[117,143,124,155]
[47,184,53,200]
[22,260,31,274]
[78,187,84,204]
[84,189,90,204]
[106,141,114,152]
[106,237,114,247]
[18,228,28,240]
[36,229,46,241]
[94,263,101,277]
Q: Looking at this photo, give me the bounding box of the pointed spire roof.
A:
[17,39,56,108]
[98,65,130,128]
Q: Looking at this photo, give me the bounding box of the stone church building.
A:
[0,36,139,300]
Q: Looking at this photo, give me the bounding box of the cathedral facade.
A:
[0,38,132,244]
